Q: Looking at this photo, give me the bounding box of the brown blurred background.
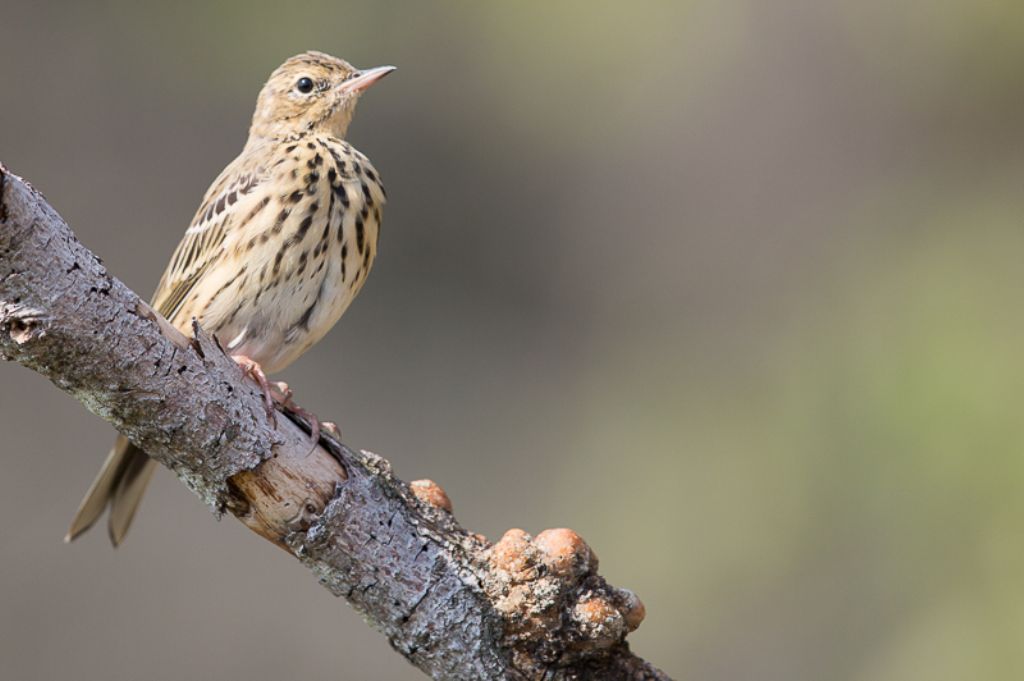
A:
[3,1,1024,679]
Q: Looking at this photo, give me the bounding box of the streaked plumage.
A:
[67,51,393,545]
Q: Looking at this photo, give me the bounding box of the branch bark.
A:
[0,163,672,681]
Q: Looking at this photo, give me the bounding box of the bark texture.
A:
[0,163,672,681]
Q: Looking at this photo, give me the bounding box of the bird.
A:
[65,51,394,545]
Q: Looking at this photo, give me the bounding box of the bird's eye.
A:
[296,77,314,94]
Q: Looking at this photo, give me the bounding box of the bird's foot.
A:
[321,420,342,440]
[270,380,294,405]
[271,381,321,448]
[232,355,276,425]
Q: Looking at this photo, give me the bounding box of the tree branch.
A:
[0,163,671,681]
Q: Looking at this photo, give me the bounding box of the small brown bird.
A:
[66,51,394,545]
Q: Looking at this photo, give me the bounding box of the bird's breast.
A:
[199,136,385,373]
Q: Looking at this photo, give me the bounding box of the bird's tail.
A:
[65,435,157,546]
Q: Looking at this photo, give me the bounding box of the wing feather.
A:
[151,166,266,322]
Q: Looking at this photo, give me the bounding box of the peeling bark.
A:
[0,163,672,681]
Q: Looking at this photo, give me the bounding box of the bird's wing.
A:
[151,165,266,323]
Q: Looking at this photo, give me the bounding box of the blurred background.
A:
[2,1,1024,679]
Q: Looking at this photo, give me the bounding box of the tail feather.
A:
[65,435,156,546]
[108,449,157,546]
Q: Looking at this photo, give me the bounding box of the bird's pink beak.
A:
[340,65,397,94]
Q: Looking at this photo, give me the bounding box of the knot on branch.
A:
[0,303,49,349]
[483,527,647,674]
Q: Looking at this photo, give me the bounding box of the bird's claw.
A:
[232,355,277,426]
[231,364,325,449]
[271,380,293,404]
[269,380,321,450]
[283,402,320,452]
[321,421,341,440]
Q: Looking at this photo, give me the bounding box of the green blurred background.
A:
[3,1,1024,679]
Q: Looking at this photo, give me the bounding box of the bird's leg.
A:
[271,381,321,447]
[231,355,277,425]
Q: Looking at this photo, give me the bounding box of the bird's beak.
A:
[340,65,397,94]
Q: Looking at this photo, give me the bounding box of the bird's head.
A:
[249,51,394,141]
